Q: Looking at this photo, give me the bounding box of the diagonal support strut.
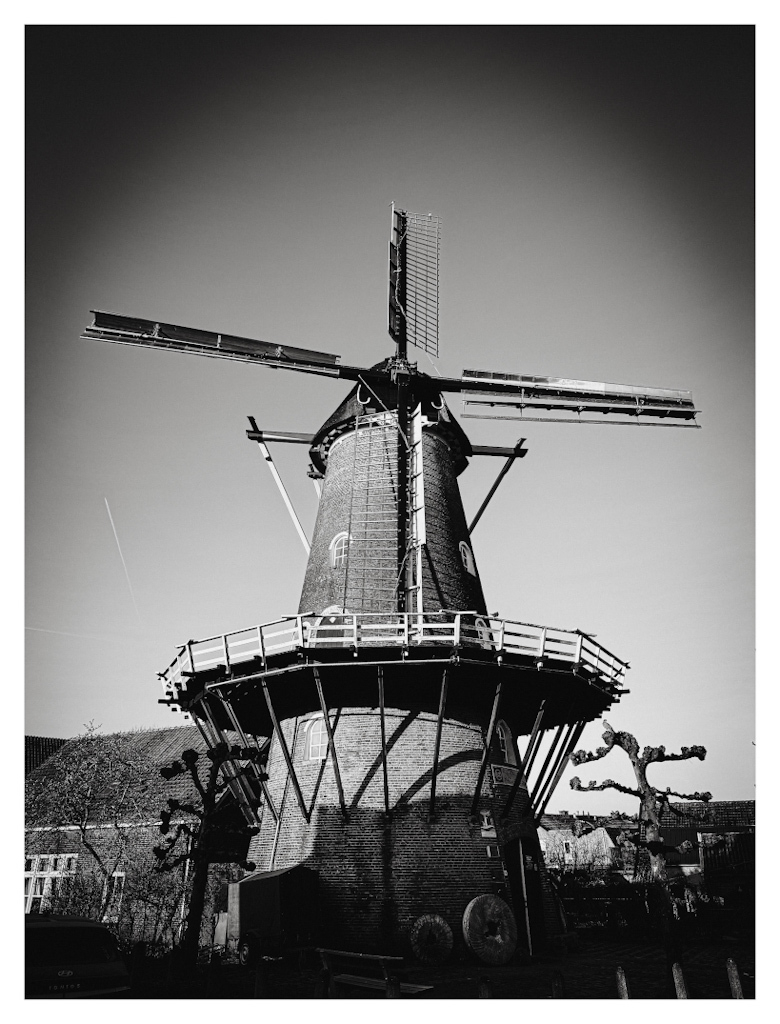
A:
[468,439,527,534]
[470,678,503,817]
[428,666,449,818]
[313,667,347,818]
[501,699,546,821]
[378,667,390,815]
[260,677,310,823]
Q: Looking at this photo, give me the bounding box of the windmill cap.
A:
[308,365,473,475]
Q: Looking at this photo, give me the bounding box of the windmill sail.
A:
[460,368,699,427]
[388,207,440,357]
[82,310,342,375]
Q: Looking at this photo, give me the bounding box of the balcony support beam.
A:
[429,666,449,818]
[192,700,260,825]
[378,667,390,815]
[527,723,566,810]
[470,677,503,817]
[261,677,310,823]
[313,667,347,818]
[501,699,546,821]
[534,720,587,819]
[216,692,277,822]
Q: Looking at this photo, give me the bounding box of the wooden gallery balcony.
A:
[158,613,629,738]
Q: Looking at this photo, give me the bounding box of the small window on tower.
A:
[304,716,328,761]
[330,532,350,569]
[496,720,518,766]
[480,810,496,838]
[459,541,476,576]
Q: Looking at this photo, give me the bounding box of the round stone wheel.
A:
[410,914,454,965]
[462,894,518,965]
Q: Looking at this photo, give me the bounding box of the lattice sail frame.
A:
[389,207,441,357]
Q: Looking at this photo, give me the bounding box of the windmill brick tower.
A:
[83,206,698,957]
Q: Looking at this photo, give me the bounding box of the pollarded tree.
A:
[153,742,264,966]
[569,720,712,884]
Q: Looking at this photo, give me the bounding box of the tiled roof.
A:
[659,801,755,830]
[540,813,638,833]
[25,736,67,775]
[26,725,268,824]
[539,813,579,830]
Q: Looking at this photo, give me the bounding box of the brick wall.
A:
[298,415,487,616]
[420,430,487,613]
[246,704,541,951]
[24,822,237,949]
[299,419,400,615]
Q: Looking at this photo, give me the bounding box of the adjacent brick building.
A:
[24,726,249,948]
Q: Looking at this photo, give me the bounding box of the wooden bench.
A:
[316,947,433,997]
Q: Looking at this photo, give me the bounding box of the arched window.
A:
[329,532,350,569]
[496,720,518,766]
[459,540,476,576]
[304,716,328,761]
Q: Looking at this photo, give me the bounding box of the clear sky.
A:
[25,25,754,815]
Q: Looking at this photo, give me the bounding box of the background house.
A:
[24,725,261,949]
[539,802,755,898]
[653,801,755,898]
[538,813,637,875]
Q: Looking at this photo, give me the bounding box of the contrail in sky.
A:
[104,497,143,625]
[25,626,155,644]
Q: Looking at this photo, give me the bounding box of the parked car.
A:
[25,914,131,998]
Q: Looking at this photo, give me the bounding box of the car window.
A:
[27,927,120,966]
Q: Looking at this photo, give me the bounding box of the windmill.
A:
[82,206,698,958]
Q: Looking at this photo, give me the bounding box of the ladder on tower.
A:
[343,412,401,614]
[405,403,426,624]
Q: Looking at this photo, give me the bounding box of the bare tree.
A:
[569,719,711,883]
[153,742,263,967]
[568,719,711,976]
[25,724,164,920]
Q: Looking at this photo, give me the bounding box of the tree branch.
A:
[640,744,707,766]
[661,787,712,803]
[570,776,640,798]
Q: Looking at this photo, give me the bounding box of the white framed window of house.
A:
[303,715,328,761]
[25,853,78,914]
[102,871,126,923]
[329,532,350,569]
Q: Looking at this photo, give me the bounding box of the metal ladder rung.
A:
[343,412,402,612]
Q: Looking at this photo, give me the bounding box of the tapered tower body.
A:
[299,374,487,618]
[243,380,538,948]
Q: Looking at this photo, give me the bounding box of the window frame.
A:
[496,720,518,766]
[458,540,476,576]
[329,532,350,569]
[24,852,78,914]
[102,871,126,923]
[303,715,329,762]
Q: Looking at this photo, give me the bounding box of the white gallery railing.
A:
[159,612,628,699]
